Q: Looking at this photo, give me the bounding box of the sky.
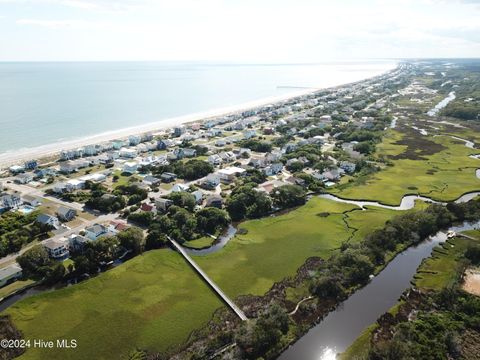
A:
[0,0,479,62]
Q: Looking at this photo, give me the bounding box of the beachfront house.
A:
[129,135,141,146]
[9,165,25,174]
[23,160,38,170]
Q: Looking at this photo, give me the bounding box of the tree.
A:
[226,184,272,221]
[235,303,289,359]
[354,141,375,155]
[465,244,480,265]
[169,192,196,212]
[128,211,155,226]
[117,227,145,255]
[310,275,346,300]
[196,208,230,234]
[17,245,51,279]
[145,230,168,250]
[271,185,306,209]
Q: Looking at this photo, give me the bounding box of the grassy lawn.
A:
[195,197,400,299]
[0,280,35,299]
[413,230,480,290]
[4,250,223,360]
[332,130,480,205]
[184,236,215,249]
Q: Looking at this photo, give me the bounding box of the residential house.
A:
[173,126,186,137]
[0,265,23,288]
[243,129,257,139]
[339,161,356,174]
[9,165,25,174]
[122,161,139,174]
[191,190,204,204]
[119,148,138,159]
[201,174,221,189]
[66,179,86,192]
[44,238,69,260]
[208,154,223,166]
[24,160,38,170]
[173,148,185,159]
[57,206,77,222]
[248,156,267,168]
[14,173,34,184]
[171,184,189,192]
[155,198,173,212]
[129,135,141,146]
[52,182,68,194]
[36,214,60,229]
[160,172,177,183]
[157,139,175,150]
[215,139,226,147]
[82,145,98,157]
[111,140,125,150]
[108,220,129,233]
[1,194,22,210]
[183,148,197,158]
[140,203,155,212]
[59,161,78,174]
[205,195,223,208]
[264,162,283,176]
[68,234,90,251]
[22,195,40,207]
[217,167,246,183]
[84,224,109,241]
[143,175,161,186]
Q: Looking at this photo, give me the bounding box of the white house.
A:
[171,184,189,193]
[119,148,138,159]
[217,167,246,183]
[0,264,23,288]
[43,238,69,260]
[36,214,60,229]
[84,224,109,241]
[122,161,139,174]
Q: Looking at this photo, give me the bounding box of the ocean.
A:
[0,61,395,156]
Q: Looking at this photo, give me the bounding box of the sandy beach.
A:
[0,63,397,169]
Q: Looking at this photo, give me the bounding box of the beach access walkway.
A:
[168,237,248,321]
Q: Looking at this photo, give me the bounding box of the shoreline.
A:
[0,62,398,169]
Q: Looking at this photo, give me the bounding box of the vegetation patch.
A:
[3,250,224,360]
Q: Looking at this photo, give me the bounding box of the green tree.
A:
[117,227,145,255]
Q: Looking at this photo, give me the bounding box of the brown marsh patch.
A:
[388,125,447,160]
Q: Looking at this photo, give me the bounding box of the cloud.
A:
[0,0,143,12]
[16,18,102,29]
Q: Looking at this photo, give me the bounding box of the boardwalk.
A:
[168,237,248,321]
